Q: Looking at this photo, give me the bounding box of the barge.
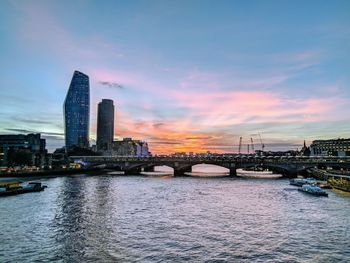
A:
[0,182,47,197]
[328,174,350,192]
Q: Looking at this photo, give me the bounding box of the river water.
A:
[0,168,350,262]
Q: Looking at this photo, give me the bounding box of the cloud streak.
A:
[99,81,124,89]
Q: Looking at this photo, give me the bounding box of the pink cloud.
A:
[170,90,347,126]
[87,65,349,154]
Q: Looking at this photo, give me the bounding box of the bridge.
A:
[70,155,350,178]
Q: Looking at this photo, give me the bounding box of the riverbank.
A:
[0,167,104,178]
[307,168,350,193]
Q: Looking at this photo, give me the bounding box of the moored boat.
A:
[316,181,332,189]
[0,182,47,197]
[289,178,316,186]
[236,168,281,179]
[298,184,328,197]
[327,174,350,193]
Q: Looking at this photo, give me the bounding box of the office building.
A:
[97,99,114,151]
[64,70,90,148]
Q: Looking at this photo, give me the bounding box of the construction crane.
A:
[250,137,255,153]
[238,137,242,154]
[258,133,265,152]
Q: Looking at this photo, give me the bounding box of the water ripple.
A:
[0,175,349,262]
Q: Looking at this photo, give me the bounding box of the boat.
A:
[316,181,332,189]
[289,178,316,186]
[298,184,328,196]
[237,168,273,175]
[0,181,47,197]
[236,168,281,179]
[328,174,350,192]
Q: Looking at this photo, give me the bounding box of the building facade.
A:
[64,70,90,148]
[310,138,350,156]
[96,99,115,151]
[98,138,150,156]
[0,134,47,167]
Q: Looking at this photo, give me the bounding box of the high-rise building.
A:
[97,99,115,151]
[64,71,90,148]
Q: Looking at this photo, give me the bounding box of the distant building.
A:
[0,134,47,167]
[135,141,150,157]
[300,140,311,156]
[51,147,68,168]
[310,138,350,156]
[97,99,114,151]
[64,70,90,149]
[107,138,150,156]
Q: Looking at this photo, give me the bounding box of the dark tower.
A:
[64,71,90,148]
[96,99,115,151]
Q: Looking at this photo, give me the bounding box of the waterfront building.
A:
[0,133,47,167]
[64,70,90,149]
[310,138,350,156]
[104,138,150,156]
[97,99,115,151]
[135,141,150,157]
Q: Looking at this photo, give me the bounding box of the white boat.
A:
[290,178,316,187]
[236,168,281,179]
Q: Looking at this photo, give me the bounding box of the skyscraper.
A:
[64,71,90,148]
[97,99,115,151]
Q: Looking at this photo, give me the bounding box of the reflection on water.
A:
[153,164,281,178]
[0,172,350,262]
[153,164,231,177]
[189,164,229,177]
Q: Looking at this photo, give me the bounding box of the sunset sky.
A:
[0,0,349,153]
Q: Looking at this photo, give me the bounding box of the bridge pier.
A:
[143,166,155,172]
[284,170,298,179]
[124,167,142,175]
[173,167,192,177]
[229,167,237,177]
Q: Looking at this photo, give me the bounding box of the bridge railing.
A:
[70,155,350,164]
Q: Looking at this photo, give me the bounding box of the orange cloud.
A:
[87,69,348,154]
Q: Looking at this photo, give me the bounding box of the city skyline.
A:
[1,0,350,153]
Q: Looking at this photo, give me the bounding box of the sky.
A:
[0,0,349,154]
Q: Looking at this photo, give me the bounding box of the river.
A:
[0,166,349,262]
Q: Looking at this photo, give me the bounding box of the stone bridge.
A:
[70,155,350,178]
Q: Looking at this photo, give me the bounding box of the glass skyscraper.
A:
[97,99,115,151]
[64,71,90,148]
